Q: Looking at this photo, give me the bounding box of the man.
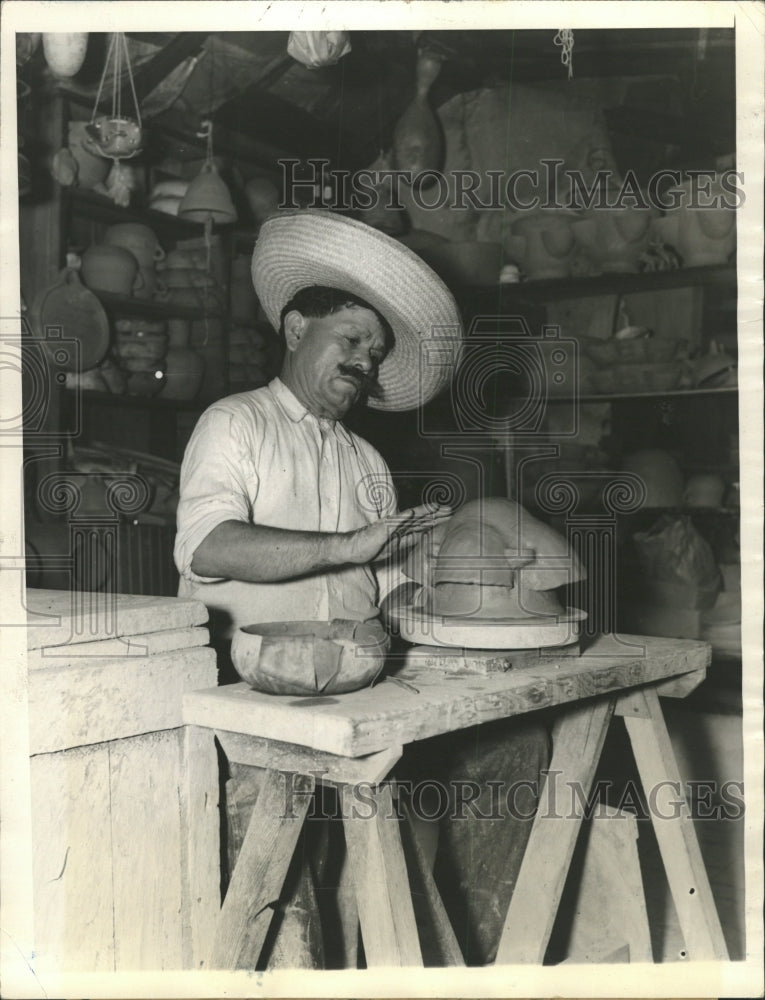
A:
[175,210,548,967]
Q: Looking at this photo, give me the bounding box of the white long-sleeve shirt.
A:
[174,377,398,638]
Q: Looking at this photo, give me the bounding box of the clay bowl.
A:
[231,619,389,696]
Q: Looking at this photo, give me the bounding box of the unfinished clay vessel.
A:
[231,619,389,696]
[405,497,585,621]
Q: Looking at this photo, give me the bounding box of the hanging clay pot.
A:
[179,163,237,225]
[392,49,444,186]
[42,33,89,78]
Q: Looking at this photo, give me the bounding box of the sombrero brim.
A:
[251,210,463,411]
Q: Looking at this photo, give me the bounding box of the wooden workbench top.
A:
[183,634,710,757]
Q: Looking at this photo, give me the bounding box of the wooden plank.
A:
[647,666,708,700]
[184,635,708,758]
[560,806,653,964]
[216,730,401,787]
[495,698,615,965]
[29,626,210,667]
[619,687,729,961]
[30,745,115,972]
[25,589,208,649]
[403,643,580,675]
[341,784,423,968]
[401,806,465,967]
[29,645,217,754]
[211,771,315,969]
[180,725,220,970]
[110,731,184,970]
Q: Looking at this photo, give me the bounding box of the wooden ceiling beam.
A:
[130,32,210,103]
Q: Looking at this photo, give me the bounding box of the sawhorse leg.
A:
[618,686,729,960]
[495,687,729,964]
[341,783,424,967]
[211,769,315,969]
[495,697,615,964]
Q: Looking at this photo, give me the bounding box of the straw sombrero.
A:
[251,210,463,411]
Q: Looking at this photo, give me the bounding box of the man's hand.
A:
[343,503,453,566]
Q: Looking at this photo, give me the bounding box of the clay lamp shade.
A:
[178,162,238,225]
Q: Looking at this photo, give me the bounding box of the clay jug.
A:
[392,50,444,184]
[104,223,165,267]
[81,245,144,297]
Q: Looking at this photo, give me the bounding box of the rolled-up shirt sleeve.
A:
[174,406,257,583]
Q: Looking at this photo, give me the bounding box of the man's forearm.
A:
[190,520,353,582]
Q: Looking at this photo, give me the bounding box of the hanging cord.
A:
[92,33,118,121]
[196,119,214,347]
[121,32,142,128]
[91,33,142,127]
[553,29,574,80]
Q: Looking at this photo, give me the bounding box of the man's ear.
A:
[283,310,305,353]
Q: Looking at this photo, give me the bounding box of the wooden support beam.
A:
[131,33,209,103]
[211,770,315,969]
[618,687,730,961]
[216,729,401,787]
[494,697,615,965]
[401,805,465,967]
[341,784,423,967]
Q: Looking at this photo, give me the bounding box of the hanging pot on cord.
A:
[179,121,237,226]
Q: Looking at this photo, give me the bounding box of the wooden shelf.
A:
[90,289,223,321]
[65,389,209,413]
[63,187,209,236]
[458,264,736,309]
[544,385,738,404]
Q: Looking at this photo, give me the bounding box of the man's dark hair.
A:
[278,286,395,353]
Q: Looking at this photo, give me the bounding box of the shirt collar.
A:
[268,377,354,447]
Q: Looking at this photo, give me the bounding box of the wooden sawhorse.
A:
[181,634,730,968]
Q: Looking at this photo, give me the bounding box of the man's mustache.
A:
[337,364,385,400]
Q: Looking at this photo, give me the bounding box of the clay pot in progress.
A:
[82,245,143,297]
[404,497,585,622]
[231,619,389,696]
